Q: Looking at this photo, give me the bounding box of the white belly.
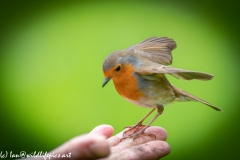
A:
[124,97,173,108]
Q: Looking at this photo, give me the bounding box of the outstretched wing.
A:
[126,37,176,65]
[136,64,213,80]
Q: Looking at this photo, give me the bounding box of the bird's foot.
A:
[121,124,156,142]
[121,130,156,142]
[123,123,146,137]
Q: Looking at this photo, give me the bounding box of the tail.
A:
[174,87,222,111]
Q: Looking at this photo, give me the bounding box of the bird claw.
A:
[120,132,156,142]
[121,123,156,142]
[133,133,156,141]
[123,124,146,137]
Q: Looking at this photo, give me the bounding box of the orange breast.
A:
[112,63,146,100]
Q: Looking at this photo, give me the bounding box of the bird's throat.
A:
[112,63,146,101]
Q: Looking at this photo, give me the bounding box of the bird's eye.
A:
[115,66,121,71]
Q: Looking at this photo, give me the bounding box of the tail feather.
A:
[174,88,222,111]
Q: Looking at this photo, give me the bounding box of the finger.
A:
[109,141,170,160]
[145,126,168,141]
[50,134,110,160]
[89,124,114,138]
[107,126,168,147]
[107,130,124,147]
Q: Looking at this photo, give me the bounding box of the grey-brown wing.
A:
[136,65,213,80]
[126,37,176,65]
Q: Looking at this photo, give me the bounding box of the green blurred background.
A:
[0,0,239,159]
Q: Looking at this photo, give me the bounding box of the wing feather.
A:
[136,64,213,80]
[126,37,176,65]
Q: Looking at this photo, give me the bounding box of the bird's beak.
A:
[102,77,111,88]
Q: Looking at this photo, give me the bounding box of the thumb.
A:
[49,134,110,160]
[89,124,114,138]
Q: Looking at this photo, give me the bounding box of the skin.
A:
[23,125,170,160]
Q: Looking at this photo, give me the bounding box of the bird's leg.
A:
[122,105,164,141]
[125,108,156,128]
[133,106,164,138]
[123,108,156,137]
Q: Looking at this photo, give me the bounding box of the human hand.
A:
[28,125,170,160]
[99,125,170,160]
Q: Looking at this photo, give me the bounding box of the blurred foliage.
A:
[0,0,239,159]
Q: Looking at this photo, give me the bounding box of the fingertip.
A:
[161,141,171,155]
[146,141,171,158]
[89,124,114,138]
[145,126,168,141]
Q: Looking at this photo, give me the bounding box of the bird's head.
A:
[102,50,124,87]
[102,50,141,87]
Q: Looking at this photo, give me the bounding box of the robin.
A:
[102,37,222,139]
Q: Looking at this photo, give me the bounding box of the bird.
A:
[102,37,222,139]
